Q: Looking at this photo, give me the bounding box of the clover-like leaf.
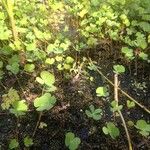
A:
[24,136,33,147]
[135,120,150,137]
[24,64,35,72]
[127,100,135,109]
[65,132,81,150]
[36,71,55,87]
[85,105,102,120]
[113,65,125,74]
[9,139,19,149]
[103,122,120,139]
[10,100,28,116]
[96,87,109,97]
[34,93,56,111]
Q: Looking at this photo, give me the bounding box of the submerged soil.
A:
[0,45,150,150]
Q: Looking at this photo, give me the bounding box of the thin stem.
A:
[114,73,132,150]
[32,87,44,138]
[32,111,42,138]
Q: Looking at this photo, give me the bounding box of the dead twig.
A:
[114,73,132,150]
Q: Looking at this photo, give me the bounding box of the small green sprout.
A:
[96,86,109,97]
[127,100,135,109]
[24,64,35,73]
[24,136,33,147]
[9,139,19,149]
[135,120,150,137]
[10,100,28,117]
[113,65,125,74]
[85,105,102,120]
[121,47,134,60]
[65,132,81,150]
[102,122,120,139]
[111,100,123,112]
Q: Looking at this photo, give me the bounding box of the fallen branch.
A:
[114,73,132,150]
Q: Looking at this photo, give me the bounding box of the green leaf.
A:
[24,64,35,72]
[64,64,71,70]
[40,71,55,86]
[65,132,75,147]
[0,61,3,68]
[107,122,120,139]
[65,132,81,150]
[127,100,135,109]
[139,52,148,60]
[34,93,56,111]
[55,56,63,62]
[36,77,45,85]
[121,47,134,60]
[65,56,74,64]
[78,8,88,18]
[24,136,33,147]
[113,65,125,74]
[45,58,55,65]
[96,87,109,97]
[69,137,81,150]
[10,100,28,116]
[85,105,102,120]
[26,42,36,51]
[135,120,150,137]
[9,139,19,149]
[102,127,109,135]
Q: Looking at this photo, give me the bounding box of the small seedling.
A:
[96,86,109,97]
[85,105,102,120]
[36,71,56,91]
[111,100,123,112]
[127,121,134,127]
[102,122,120,139]
[113,65,125,74]
[121,47,134,60]
[24,64,35,73]
[127,100,135,109]
[24,136,33,147]
[9,139,19,149]
[10,100,28,117]
[1,88,20,110]
[39,122,47,129]
[135,120,150,137]
[34,93,56,111]
[65,132,81,150]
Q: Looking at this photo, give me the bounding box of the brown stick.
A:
[114,73,133,150]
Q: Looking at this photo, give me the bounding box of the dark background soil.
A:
[0,45,150,150]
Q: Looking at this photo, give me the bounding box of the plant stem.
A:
[114,73,132,150]
[32,111,42,138]
[2,0,18,41]
[89,59,150,114]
